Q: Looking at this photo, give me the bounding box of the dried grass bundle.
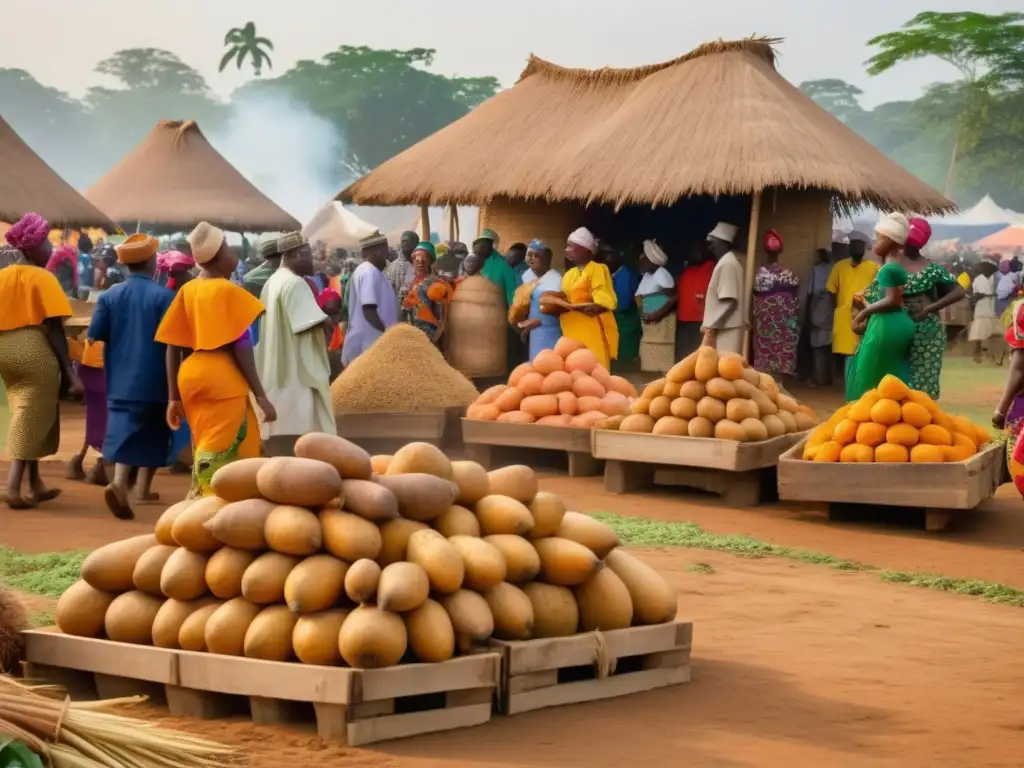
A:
[0,676,244,768]
[0,583,27,674]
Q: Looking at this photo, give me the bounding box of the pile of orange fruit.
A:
[803,375,990,463]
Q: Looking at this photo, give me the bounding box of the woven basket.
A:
[444,276,508,377]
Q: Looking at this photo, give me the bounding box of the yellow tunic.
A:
[155,278,265,496]
[826,258,879,355]
[0,265,71,331]
[559,261,619,369]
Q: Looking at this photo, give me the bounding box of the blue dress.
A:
[527,276,563,360]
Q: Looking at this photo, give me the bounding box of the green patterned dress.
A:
[863,261,954,399]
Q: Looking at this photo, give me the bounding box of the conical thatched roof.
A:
[0,118,115,230]
[86,120,301,233]
[339,38,954,215]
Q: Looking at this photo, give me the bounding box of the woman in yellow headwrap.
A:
[155,222,276,497]
[559,227,618,368]
[0,213,82,508]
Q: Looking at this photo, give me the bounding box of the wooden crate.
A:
[488,621,692,715]
[591,430,807,505]
[22,629,501,747]
[776,439,1005,531]
[335,410,450,454]
[461,419,602,477]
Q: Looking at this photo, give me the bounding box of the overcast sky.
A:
[4,0,1019,106]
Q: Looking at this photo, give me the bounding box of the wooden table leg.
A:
[603,460,653,494]
[567,452,601,478]
[924,508,953,532]
[463,444,493,469]
[722,469,764,507]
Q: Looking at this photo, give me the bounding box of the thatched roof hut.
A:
[339,38,953,215]
[0,118,115,230]
[86,120,300,234]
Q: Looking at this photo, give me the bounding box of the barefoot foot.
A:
[66,457,86,481]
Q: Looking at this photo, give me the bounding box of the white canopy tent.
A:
[302,202,379,253]
[936,195,1024,227]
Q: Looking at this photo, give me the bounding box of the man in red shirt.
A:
[675,242,715,358]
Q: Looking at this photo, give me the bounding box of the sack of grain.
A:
[444,276,507,378]
[330,324,479,414]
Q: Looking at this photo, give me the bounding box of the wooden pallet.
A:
[488,621,692,715]
[591,430,807,505]
[461,419,602,477]
[776,439,1005,531]
[22,629,500,747]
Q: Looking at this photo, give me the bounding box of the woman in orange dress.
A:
[155,222,276,497]
[401,242,453,344]
[0,213,82,508]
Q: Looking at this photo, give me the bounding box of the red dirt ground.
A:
[3,407,1024,766]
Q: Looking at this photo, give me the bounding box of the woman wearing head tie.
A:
[0,213,82,508]
[751,229,800,377]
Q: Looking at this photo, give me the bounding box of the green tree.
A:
[866,11,1024,195]
[220,23,274,76]
[0,69,96,186]
[799,79,865,122]
[236,46,500,176]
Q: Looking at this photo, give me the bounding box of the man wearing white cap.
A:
[256,231,336,456]
[701,222,746,355]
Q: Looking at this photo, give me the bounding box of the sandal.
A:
[103,485,135,521]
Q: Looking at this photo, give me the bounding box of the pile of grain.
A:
[331,324,480,413]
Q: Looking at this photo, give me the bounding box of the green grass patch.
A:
[0,548,87,599]
[28,611,54,628]
[594,512,1024,607]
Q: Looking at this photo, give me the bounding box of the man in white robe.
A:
[701,221,746,355]
[256,231,336,455]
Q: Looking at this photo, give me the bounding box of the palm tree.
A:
[220,22,273,76]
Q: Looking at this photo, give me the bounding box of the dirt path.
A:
[96,549,1024,768]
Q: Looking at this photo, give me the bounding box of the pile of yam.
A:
[330,324,479,413]
[804,374,990,463]
[599,345,818,441]
[466,337,639,427]
[56,436,676,669]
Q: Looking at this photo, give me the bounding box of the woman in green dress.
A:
[897,218,965,399]
[846,214,917,401]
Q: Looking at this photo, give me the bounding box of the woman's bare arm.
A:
[996,349,1024,422]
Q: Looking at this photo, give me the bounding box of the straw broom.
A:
[0,676,245,767]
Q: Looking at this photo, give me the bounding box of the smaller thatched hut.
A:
[86,120,300,234]
[0,117,115,230]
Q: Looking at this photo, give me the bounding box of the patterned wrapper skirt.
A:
[0,327,61,460]
[76,363,107,452]
[640,314,676,373]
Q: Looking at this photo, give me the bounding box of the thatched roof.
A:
[339,38,954,215]
[86,120,301,233]
[0,118,115,230]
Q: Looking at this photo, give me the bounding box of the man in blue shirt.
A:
[76,233,94,298]
[87,233,175,520]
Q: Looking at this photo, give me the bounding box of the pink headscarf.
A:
[5,212,50,252]
[763,229,784,252]
[46,244,78,286]
[157,250,195,273]
[906,218,932,250]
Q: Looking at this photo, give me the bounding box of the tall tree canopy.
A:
[866,11,1024,195]
[799,79,865,122]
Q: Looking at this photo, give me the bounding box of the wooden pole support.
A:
[420,204,430,242]
[741,190,763,361]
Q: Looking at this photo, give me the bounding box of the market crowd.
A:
[3,209,1024,514]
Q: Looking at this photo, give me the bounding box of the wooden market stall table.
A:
[592,430,808,506]
[461,419,602,477]
[777,438,1004,531]
[336,407,465,456]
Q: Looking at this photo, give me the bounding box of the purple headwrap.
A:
[5,212,50,252]
[47,244,78,287]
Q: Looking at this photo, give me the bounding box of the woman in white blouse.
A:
[636,240,678,373]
